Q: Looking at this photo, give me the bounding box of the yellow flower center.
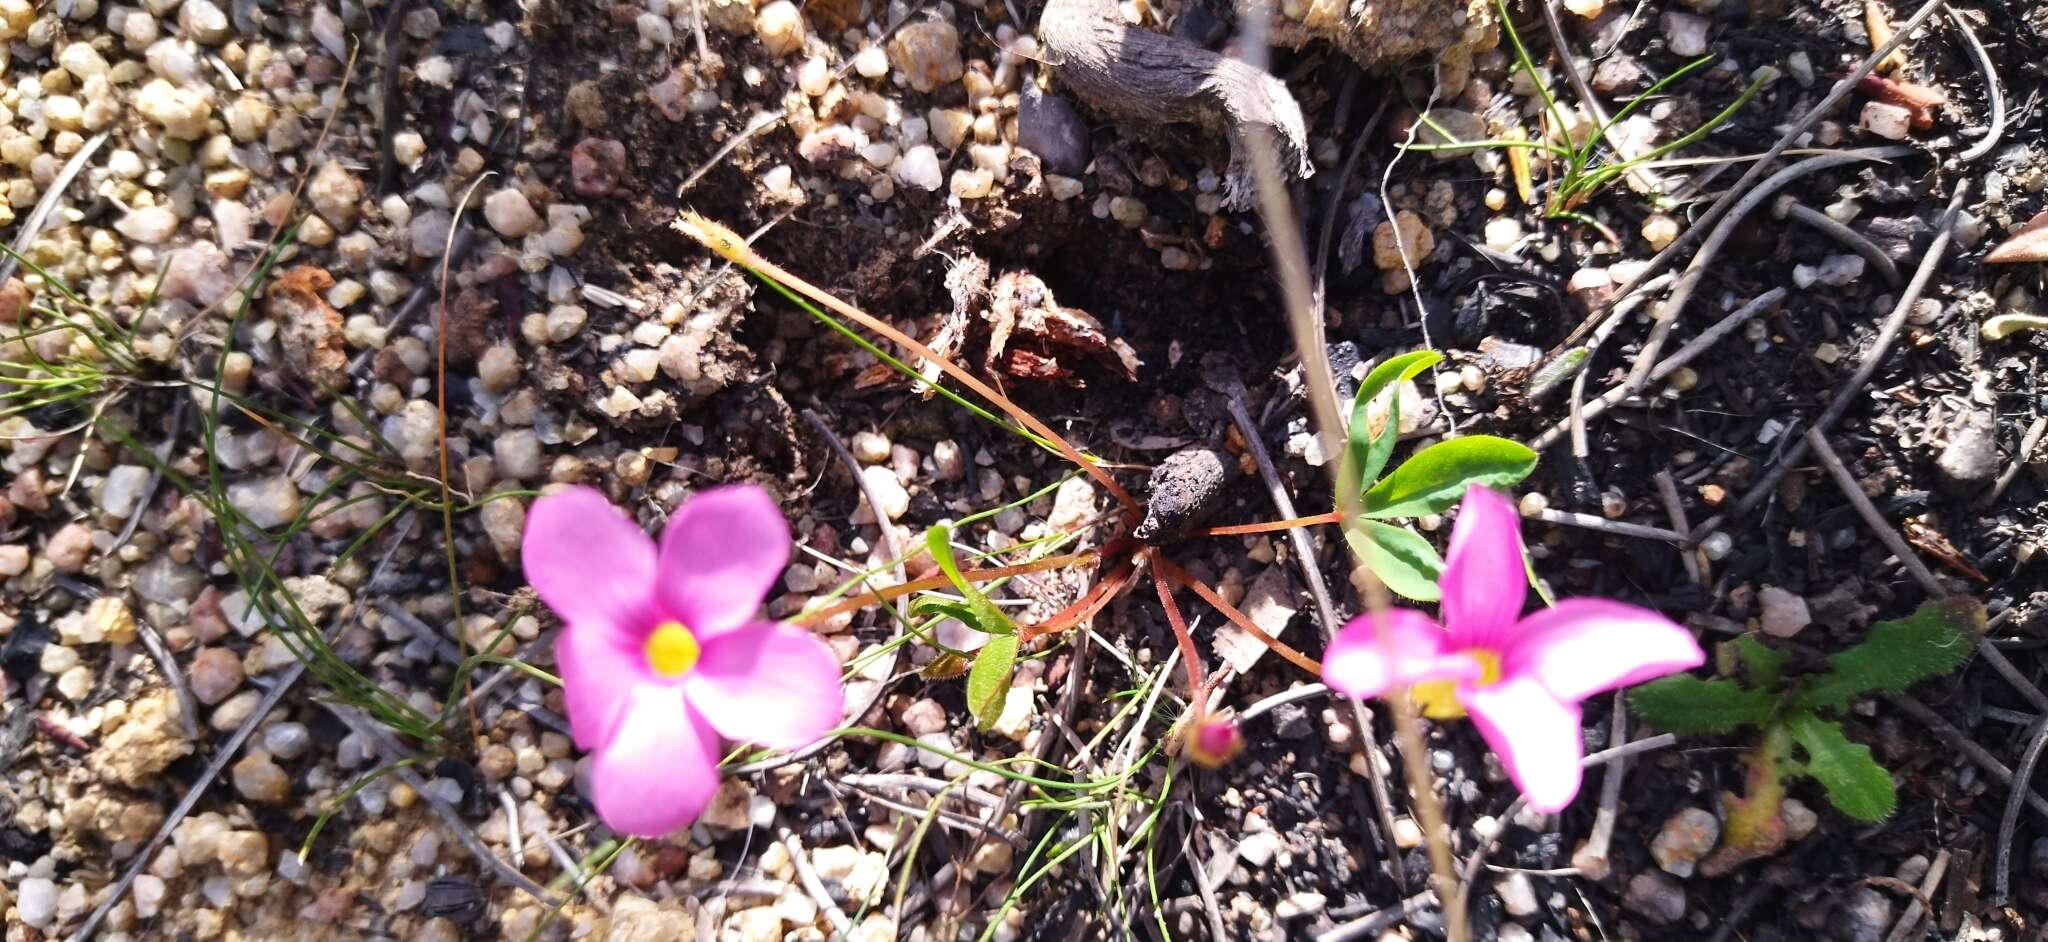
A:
[645,621,701,678]
[1410,649,1502,720]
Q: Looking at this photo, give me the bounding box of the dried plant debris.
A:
[1038,0,1312,207]
[1268,0,1498,91]
[1134,446,1234,543]
[983,271,1140,386]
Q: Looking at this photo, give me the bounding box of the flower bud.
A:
[1184,711,1243,768]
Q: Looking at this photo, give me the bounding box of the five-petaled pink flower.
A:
[523,484,845,837]
[1323,486,1703,812]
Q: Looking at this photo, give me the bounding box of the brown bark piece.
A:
[1038,0,1311,208]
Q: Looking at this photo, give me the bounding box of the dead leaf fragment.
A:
[267,265,346,392]
[1981,313,2048,341]
[1985,210,2048,264]
[1864,0,1907,74]
[984,271,1139,387]
[1856,74,1944,129]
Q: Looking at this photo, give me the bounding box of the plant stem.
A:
[1725,723,1791,850]
[1197,510,1343,536]
[789,552,1097,627]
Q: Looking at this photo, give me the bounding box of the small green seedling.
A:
[1339,350,1539,600]
[1631,598,1982,850]
[915,523,1021,731]
[1406,0,1774,228]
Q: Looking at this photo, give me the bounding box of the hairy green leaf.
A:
[1361,435,1539,519]
[1785,710,1896,822]
[925,525,1014,636]
[1344,521,1443,602]
[1343,350,1441,499]
[1794,598,1982,713]
[966,634,1019,731]
[1628,675,1777,734]
[1732,635,1789,693]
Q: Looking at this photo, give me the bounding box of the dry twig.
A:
[1692,184,1970,541]
[1947,9,2006,163]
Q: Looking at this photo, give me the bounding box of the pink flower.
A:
[1323,487,1703,812]
[1184,711,1244,768]
[522,484,845,837]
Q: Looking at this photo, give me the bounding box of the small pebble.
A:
[1624,871,1686,924]
[263,721,313,760]
[484,188,541,237]
[189,647,246,704]
[1861,102,1914,141]
[1757,586,1811,638]
[232,751,291,803]
[1650,807,1721,877]
[1661,11,1709,56]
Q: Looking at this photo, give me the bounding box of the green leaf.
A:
[1793,598,1982,713]
[1732,636,1789,692]
[966,633,1019,732]
[1343,350,1441,499]
[1344,521,1444,602]
[1784,710,1896,822]
[1628,675,1777,735]
[1361,435,1539,519]
[924,525,1014,636]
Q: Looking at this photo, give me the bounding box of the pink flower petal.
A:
[684,621,845,750]
[1506,599,1705,703]
[1462,675,1585,813]
[657,485,792,636]
[523,486,659,634]
[589,683,725,838]
[1323,609,1475,700]
[1440,487,1530,648]
[554,622,648,750]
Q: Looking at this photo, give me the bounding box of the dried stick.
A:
[1532,287,1787,451]
[68,516,421,942]
[332,705,559,902]
[1652,470,1703,584]
[1994,715,2048,906]
[734,410,912,778]
[1232,4,1460,929]
[1802,428,1945,596]
[1550,0,1948,354]
[1238,683,1331,723]
[1568,700,1629,879]
[1529,507,1686,544]
[1224,392,1412,892]
[1692,184,1969,541]
[1568,272,1677,457]
[1623,151,1909,397]
[1980,414,2046,508]
[0,131,107,284]
[1540,0,1664,196]
[1456,733,1680,889]
[1948,9,2006,163]
[1778,198,1903,286]
[1314,890,1436,942]
[1881,848,1949,942]
[1882,692,2048,822]
[376,0,416,193]
[135,621,199,741]
[779,826,855,935]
